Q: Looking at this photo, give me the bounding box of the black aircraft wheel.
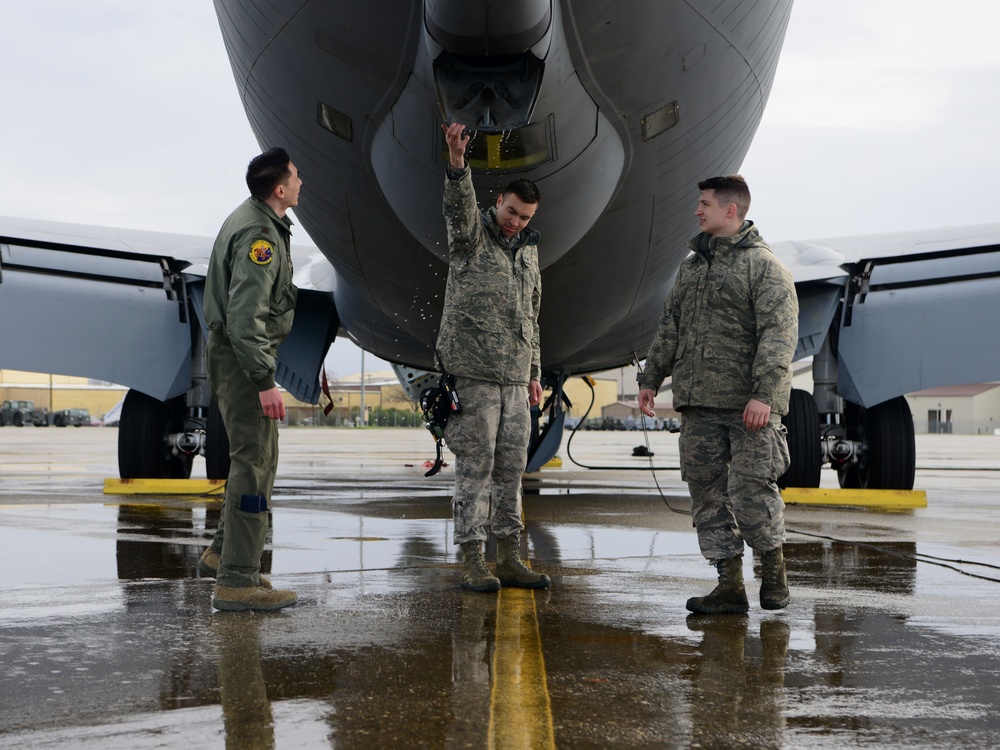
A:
[205,397,231,481]
[778,388,821,489]
[839,397,915,490]
[118,390,193,479]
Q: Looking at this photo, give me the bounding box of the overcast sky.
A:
[4,1,999,377]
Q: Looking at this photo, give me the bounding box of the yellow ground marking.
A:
[489,587,556,750]
[103,478,226,496]
[782,487,927,509]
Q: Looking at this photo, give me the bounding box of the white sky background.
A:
[3,1,999,376]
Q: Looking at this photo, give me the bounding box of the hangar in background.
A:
[906,383,1000,435]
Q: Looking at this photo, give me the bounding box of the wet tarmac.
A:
[1,426,999,749]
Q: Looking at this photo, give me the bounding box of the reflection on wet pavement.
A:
[2,430,1000,748]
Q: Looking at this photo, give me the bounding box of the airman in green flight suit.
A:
[199,147,301,611]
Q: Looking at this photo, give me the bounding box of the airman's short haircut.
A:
[698,174,751,220]
[246,147,291,200]
[503,178,541,206]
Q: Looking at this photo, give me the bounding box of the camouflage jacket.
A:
[204,197,298,391]
[436,165,541,384]
[637,222,798,415]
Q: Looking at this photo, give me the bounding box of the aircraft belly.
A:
[838,277,1000,408]
[216,0,792,376]
[0,269,190,401]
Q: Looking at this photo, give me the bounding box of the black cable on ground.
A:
[563,365,687,515]
[565,373,678,472]
[784,528,1000,583]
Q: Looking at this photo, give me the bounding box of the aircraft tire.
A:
[856,396,916,490]
[118,390,193,479]
[205,397,231,481]
[778,388,821,489]
[838,397,916,490]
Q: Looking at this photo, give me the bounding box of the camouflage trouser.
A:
[444,377,530,545]
[678,407,790,564]
[207,337,277,588]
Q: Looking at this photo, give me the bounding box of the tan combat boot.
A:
[759,546,790,610]
[495,534,551,589]
[199,547,272,589]
[212,585,297,611]
[686,556,750,614]
[460,541,501,592]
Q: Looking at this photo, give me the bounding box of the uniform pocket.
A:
[770,423,791,479]
[272,281,297,316]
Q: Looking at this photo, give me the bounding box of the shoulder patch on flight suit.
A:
[249,239,274,265]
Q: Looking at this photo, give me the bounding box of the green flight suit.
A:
[204,197,297,588]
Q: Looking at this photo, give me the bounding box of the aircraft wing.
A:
[0,215,337,403]
[774,222,1000,408]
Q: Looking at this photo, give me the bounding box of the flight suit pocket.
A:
[272,281,297,316]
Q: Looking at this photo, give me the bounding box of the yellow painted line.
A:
[103,478,226,496]
[782,487,927,508]
[489,587,556,750]
[542,456,563,469]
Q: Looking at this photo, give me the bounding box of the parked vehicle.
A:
[51,408,92,427]
[0,400,49,427]
[580,415,680,432]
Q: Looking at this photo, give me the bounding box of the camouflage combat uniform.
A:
[437,165,541,544]
[203,197,297,588]
[638,222,797,563]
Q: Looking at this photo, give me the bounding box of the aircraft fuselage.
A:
[214,0,793,374]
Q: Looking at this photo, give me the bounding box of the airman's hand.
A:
[638,388,657,418]
[529,379,543,406]
[259,387,286,421]
[743,398,771,431]
[442,122,470,169]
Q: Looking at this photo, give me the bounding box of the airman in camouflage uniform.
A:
[638,175,798,614]
[438,123,551,593]
[199,147,301,611]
